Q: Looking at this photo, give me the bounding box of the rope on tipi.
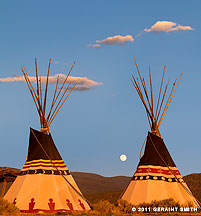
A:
[139,137,147,159]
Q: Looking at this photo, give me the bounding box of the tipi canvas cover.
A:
[5,128,90,212]
[121,132,199,207]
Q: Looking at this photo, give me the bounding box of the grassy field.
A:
[0,198,200,216]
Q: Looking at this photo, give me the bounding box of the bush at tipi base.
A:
[139,198,181,209]
[0,198,20,214]
[92,200,114,214]
[116,199,133,214]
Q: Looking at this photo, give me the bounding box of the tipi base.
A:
[4,174,91,211]
[121,179,197,207]
[20,209,89,213]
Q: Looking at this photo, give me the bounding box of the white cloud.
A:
[0,74,103,91]
[173,25,194,31]
[96,35,134,45]
[144,21,194,33]
[88,44,101,48]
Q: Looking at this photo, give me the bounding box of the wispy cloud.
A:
[65,86,93,91]
[52,61,60,65]
[0,74,103,91]
[135,32,143,37]
[144,21,194,33]
[88,44,101,48]
[96,35,134,45]
[52,61,69,66]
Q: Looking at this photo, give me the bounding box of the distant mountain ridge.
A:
[183,173,201,205]
[0,167,200,204]
[71,172,130,194]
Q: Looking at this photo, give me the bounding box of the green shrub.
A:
[116,198,182,214]
[116,199,133,214]
[180,200,194,207]
[92,200,114,215]
[0,198,20,214]
[148,198,181,208]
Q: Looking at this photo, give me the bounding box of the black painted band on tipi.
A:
[131,175,183,183]
[27,128,62,162]
[138,132,176,167]
[20,169,70,176]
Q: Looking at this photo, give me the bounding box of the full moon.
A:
[120,154,127,162]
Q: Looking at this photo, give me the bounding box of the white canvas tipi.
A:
[120,58,200,208]
[4,59,91,213]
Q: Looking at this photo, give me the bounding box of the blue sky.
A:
[0,0,201,177]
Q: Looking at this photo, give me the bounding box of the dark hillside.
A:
[71,172,130,194]
[183,173,201,204]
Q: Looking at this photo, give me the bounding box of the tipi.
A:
[4,59,91,213]
[120,58,200,208]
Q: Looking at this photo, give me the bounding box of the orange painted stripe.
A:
[25,160,65,165]
[24,163,66,168]
[23,164,67,169]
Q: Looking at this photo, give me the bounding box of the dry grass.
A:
[0,198,200,216]
[0,198,20,214]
